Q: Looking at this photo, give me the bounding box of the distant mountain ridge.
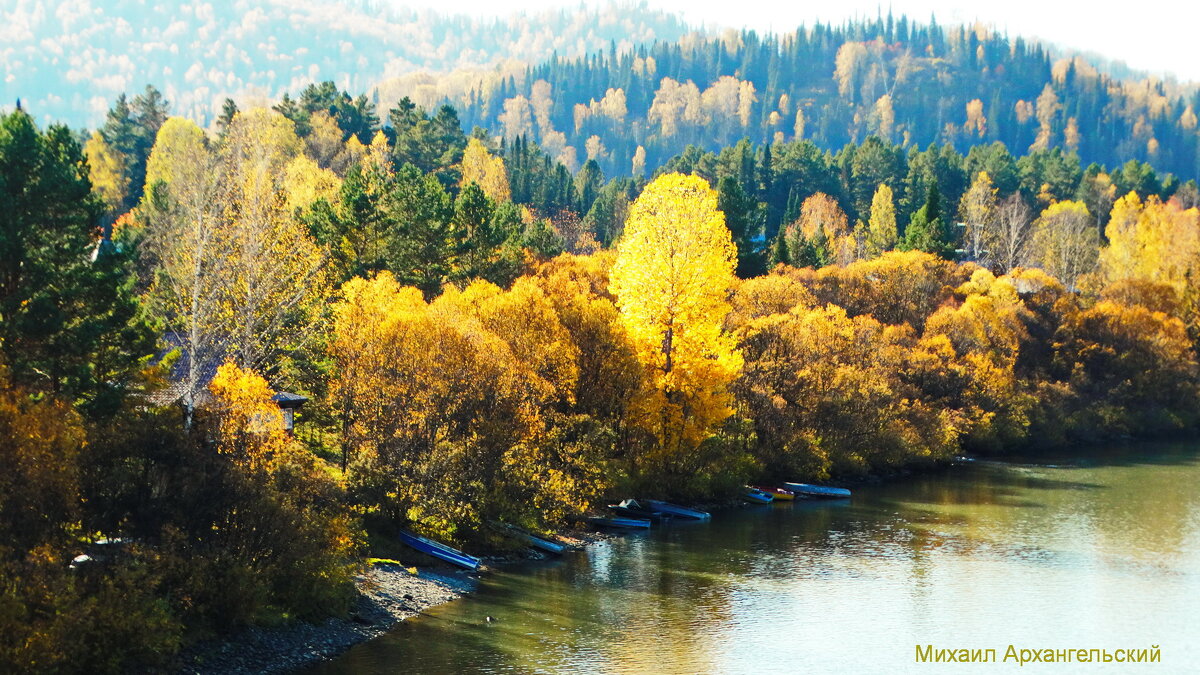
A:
[441,17,1200,181]
[0,0,693,127]
[4,2,1198,182]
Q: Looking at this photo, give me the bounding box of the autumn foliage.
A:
[6,76,1200,672]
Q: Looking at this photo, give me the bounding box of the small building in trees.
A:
[148,333,307,433]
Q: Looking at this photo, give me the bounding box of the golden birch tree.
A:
[84,131,129,213]
[1031,200,1098,288]
[959,171,999,263]
[609,173,742,468]
[865,183,898,257]
[460,137,511,203]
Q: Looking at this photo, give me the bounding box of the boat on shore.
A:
[587,516,652,529]
[783,482,852,499]
[641,500,712,520]
[398,530,482,570]
[743,487,775,504]
[753,486,796,501]
[609,499,673,522]
[494,523,569,555]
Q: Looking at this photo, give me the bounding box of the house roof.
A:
[271,392,309,408]
[148,333,307,409]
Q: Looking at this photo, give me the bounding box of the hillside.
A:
[442,17,1200,182]
[0,0,691,127]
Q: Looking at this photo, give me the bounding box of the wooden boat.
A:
[642,499,712,521]
[753,486,796,501]
[494,523,568,555]
[587,516,652,529]
[608,499,673,522]
[783,482,852,499]
[743,487,775,504]
[398,530,482,570]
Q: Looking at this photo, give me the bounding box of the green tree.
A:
[217,97,239,136]
[0,110,154,414]
[902,182,955,259]
[718,175,765,276]
[388,164,460,298]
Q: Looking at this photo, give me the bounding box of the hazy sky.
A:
[399,0,1200,82]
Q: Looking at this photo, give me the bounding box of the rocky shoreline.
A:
[174,563,478,674]
[174,528,616,674]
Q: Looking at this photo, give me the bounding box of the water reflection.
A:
[310,441,1200,674]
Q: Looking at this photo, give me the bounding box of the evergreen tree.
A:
[217,98,240,136]
[768,231,789,266]
[0,110,154,415]
[387,164,459,298]
[718,175,763,276]
[575,160,605,215]
[901,182,955,259]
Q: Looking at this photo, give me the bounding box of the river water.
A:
[312,442,1200,673]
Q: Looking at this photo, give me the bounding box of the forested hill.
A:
[448,17,1200,181]
[0,0,690,128]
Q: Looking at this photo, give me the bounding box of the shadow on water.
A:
[994,436,1200,469]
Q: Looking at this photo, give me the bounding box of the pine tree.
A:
[718,175,764,276]
[901,182,955,259]
[217,98,240,136]
[0,110,154,415]
[768,231,789,266]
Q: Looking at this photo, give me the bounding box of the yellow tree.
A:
[632,145,647,176]
[1031,200,1098,289]
[142,113,326,424]
[283,155,341,214]
[959,171,999,263]
[304,110,344,170]
[1102,193,1200,288]
[1099,192,1144,282]
[207,361,293,476]
[798,192,849,240]
[460,137,511,202]
[609,173,743,469]
[223,161,328,371]
[142,117,227,426]
[84,131,129,213]
[865,183,897,257]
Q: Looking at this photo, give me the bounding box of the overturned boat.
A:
[609,499,673,522]
[494,523,569,555]
[783,482,852,499]
[587,516,652,529]
[641,499,711,521]
[398,530,482,570]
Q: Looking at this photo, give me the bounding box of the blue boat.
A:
[743,486,775,504]
[642,499,711,521]
[587,516,651,529]
[783,482,852,499]
[398,530,482,570]
[609,499,673,522]
[496,524,568,555]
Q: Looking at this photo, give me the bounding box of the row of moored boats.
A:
[395,483,852,569]
[590,482,852,528]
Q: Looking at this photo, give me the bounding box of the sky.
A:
[396,0,1200,82]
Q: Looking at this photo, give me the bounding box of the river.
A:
[311,441,1200,673]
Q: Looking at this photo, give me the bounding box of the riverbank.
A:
[304,442,1200,673]
[174,528,617,674]
[174,563,477,674]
